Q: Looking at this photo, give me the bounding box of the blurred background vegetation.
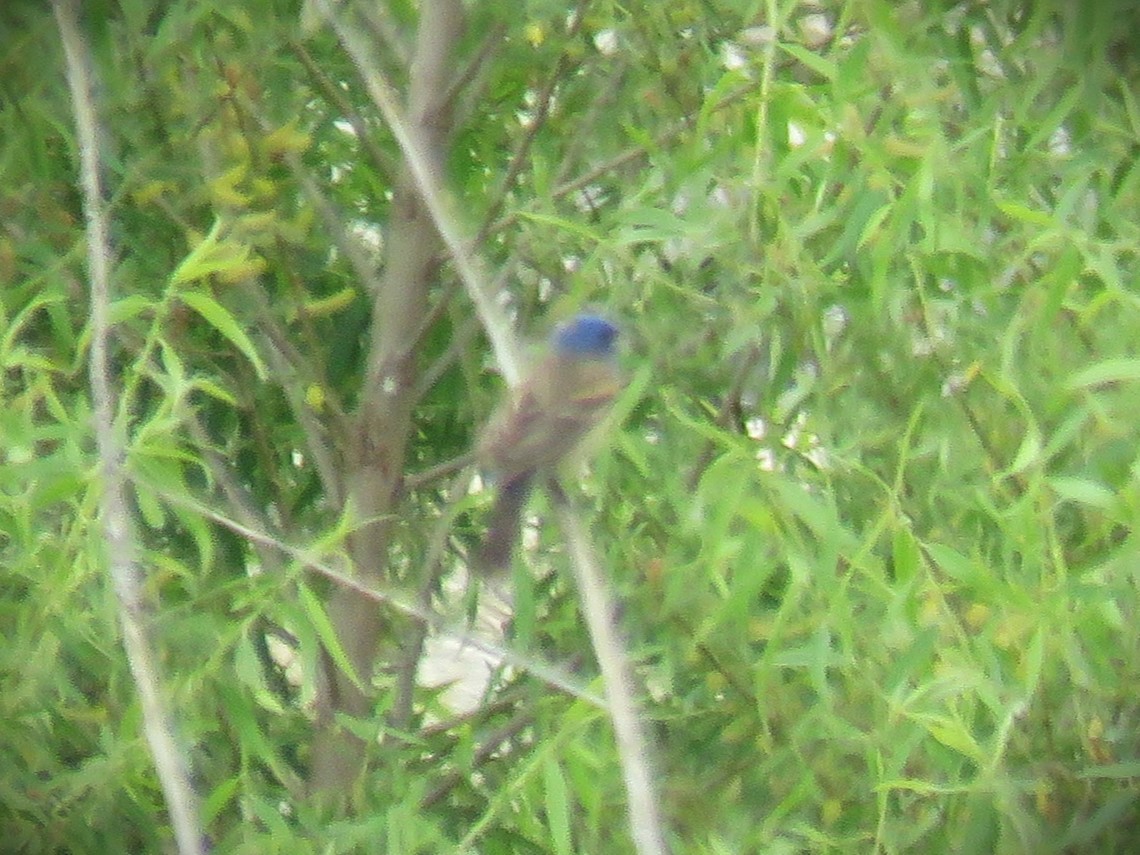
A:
[2,0,1140,851]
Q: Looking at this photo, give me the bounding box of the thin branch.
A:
[387,467,476,730]
[443,21,506,125]
[284,144,384,296]
[289,38,397,180]
[315,0,524,386]
[548,478,669,855]
[403,452,474,491]
[488,81,763,238]
[185,412,288,577]
[412,314,480,400]
[411,262,514,404]
[53,1,204,852]
[472,0,591,247]
[236,91,385,313]
[149,485,606,709]
[419,707,533,810]
[686,341,764,491]
[245,286,346,506]
[552,66,629,188]
[356,1,412,67]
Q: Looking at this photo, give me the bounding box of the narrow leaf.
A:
[1066,358,1140,390]
[544,758,573,855]
[297,582,363,692]
[177,290,267,380]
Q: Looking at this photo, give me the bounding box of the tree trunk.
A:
[308,0,466,796]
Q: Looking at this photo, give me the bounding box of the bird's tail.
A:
[474,472,534,574]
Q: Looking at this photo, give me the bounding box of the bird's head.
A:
[552,313,619,357]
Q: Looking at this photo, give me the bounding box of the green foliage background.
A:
[3,0,1140,851]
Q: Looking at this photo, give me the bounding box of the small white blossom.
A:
[722,42,748,71]
[788,121,807,148]
[799,13,832,49]
[594,29,618,56]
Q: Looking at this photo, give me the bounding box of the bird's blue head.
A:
[552,314,619,357]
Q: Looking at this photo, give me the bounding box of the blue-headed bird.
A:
[474,314,622,572]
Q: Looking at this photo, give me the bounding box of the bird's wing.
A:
[478,355,620,478]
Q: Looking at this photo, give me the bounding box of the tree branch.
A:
[145,485,604,708]
[309,0,472,794]
[53,1,204,852]
[316,0,523,385]
[548,479,669,855]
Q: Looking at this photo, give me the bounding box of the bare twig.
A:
[411,262,514,403]
[443,21,506,125]
[356,1,411,67]
[53,1,204,852]
[250,297,346,505]
[548,479,668,855]
[185,412,287,576]
[419,707,533,809]
[403,452,474,491]
[687,341,764,491]
[147,485,605,708]
[284,151,384,297]
[488,81,762,238]
[387,466,475,730]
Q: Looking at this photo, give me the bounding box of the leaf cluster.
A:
[2,0,1140,851]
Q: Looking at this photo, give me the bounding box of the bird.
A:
[473,313,622,572]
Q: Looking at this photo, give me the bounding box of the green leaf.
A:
[189,376,238,406]
[1021,626,1045,697]
[176,290,267,380]
[1066,358,1140,389]
[777,41,838,81]
[1077,761,1140,780]
[1007,424,1042,475]
[544,758,573,855]
[169,219,226,284]
[2,291,64,361]
[892,526,921,584]
[994,199,1055,227]
[201,776,240,825]
[108,294,155,324]
[297,582,363,692]
[1048,476,1116,510]
[134,481,167,529]
[924,543,983,587]
[921,715,984,763]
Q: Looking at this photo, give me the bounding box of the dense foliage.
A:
[3,0,1139,851]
